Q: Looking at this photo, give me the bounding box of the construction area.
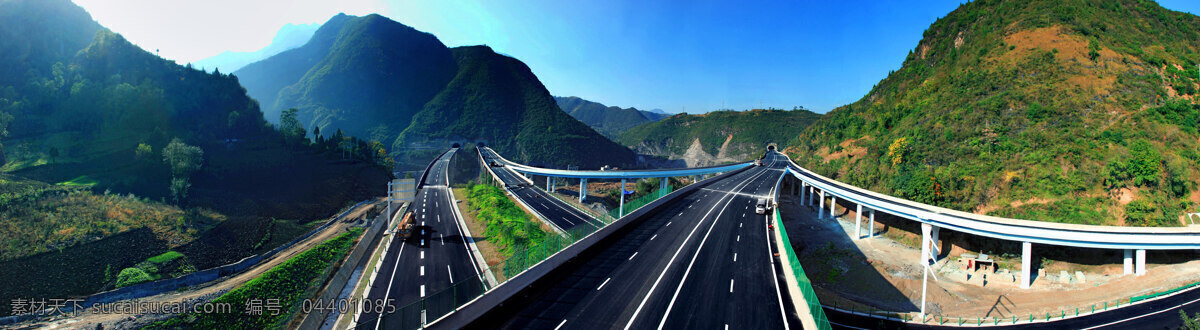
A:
[776,192,1200,320]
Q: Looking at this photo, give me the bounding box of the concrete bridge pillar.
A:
[830,196,837,218]
[921,223,933,266]
[799,182,806,206]
[619,178,627,217]
[868,209,875,238]
[855,205,863,240]
[1124,249,1133,275]
[551,177,556,193]
[1136,249,1147,276]
[1021,241,1032,289]
[580,178,588,202]
[818,190,825,218]
[660,177,669,197]
[931,226,940,261]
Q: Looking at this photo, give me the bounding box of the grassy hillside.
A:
[400,46,637,169]
[618,109,820,164]
[555,96,667,138]
[0,0,388,315]
[787,0,1200,226]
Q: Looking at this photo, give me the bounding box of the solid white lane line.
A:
[1083,294,1200,329]
[729,279,734,293]
[420,266,425,276]
[420,285,426,297]
[555,320,567,330]
[626,167,770,330]
[655,168,775,329]
[764,209,792,330]
[374,240,407,330]
[448,265,454,282]
[651,234,658,240]
[597,277,612,290]
[629,252,639,260]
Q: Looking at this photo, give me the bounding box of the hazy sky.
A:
[73,0,1200,114]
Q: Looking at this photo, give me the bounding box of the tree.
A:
[135,143,153,160]
[279,108,306,143]
[0,110,11,165]
[1128,139,1161,187]
[1182,309,1200,330]
[162,138,203,203]
[48,147,59,163]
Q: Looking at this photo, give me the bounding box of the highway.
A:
[479,148,607,233]
[481,151,798,329]
[358,149,486,330]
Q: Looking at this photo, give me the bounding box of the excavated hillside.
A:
[787,0,1200,226]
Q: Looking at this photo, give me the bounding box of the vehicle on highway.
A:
[490,161,503,167]
[397,211,415,238]
[755,197,770,214]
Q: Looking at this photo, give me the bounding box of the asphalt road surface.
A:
[480,148,607,233]
[358,148,486,330]
[488,151,799,329]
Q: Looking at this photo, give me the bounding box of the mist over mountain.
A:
[191,22,319,73]
[788,0,1200,226]
[236,14,636,169]
[554,96,669,138]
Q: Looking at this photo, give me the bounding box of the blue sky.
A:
[75,0,1200,114]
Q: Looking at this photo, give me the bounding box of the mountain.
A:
[191,22,319,73]
[235,14,456,141]
[786,0,1200,227]
[0,0,388,313]
[554,96,668,138]
[400,46,637,168]
[236,14,636,169]
[618,109,820,166]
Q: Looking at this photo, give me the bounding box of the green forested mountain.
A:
[0,0,388,313]
[400,46,637,168]
[236,14,636,169]
[235,14,457,142]
[554,96,669,138]
[787,0,1200,226]
[617,109,820,166]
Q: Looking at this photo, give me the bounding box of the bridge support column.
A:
[1021,241,1032,289]
[1124,249,1133,275]
[799,183,806,206]
[551,177,556,193]
[921,223,932,266]
[868,210,875,238]
[660,177,669,197]
[1135,249,1146,276]
[619,179,627,217]
[818,191,825,218]
[830,196,837,218]
[855,205,862,240]
[930,226,940,262]
[546,176,551,191]
[580,178,588,202]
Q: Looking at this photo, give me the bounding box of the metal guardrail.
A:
[774,208,832,330]
[480,147,752,179]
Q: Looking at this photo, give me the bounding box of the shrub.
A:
[115,267,153,288]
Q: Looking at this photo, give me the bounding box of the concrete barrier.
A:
[297,203,392,329]
[426,166,752,329]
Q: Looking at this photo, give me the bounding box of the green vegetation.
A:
[150,228,361,329]
[1182,309,1200,330]
[464,182,550,257]
[237,14,635,169]
[787,0,1200,226]
[555,96,668,138]
[401,45,637,169]
[0,0,389,316]
[619,109,820,162]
